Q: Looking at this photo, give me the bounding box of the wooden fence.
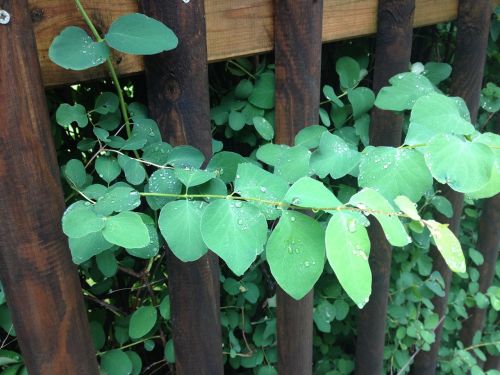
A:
[0,0,498,374]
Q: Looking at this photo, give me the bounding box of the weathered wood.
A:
[26,0,498,87]
[410,1,491,373]
[354,1,415,374]
[274,1,323,374]
[0,1,100,374]
[460,195,500,347]
[140,1,223,374]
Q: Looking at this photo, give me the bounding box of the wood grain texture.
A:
[27,0,500,87]
[0,1,100,374]
[274,1,323,374]
[354,1,415,374]
[411,2,491,373]
[140,1,223,374]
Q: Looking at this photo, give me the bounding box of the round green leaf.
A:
[201,200,268,276]
[294,125,328,148]
[253,116,274,140]
[100,349,132,375]
[326,211,371,308]
[284,177,342,211]
[336,56,361,89]
[68,231,113,264]
[56,103,88,128]
[125,214,160,259]
[248,72,275,109]
[159,200,208,262]
[64,159,87,189]
[207,151,247,183]
[62,201,105,238]
[117,155,146,186]
[347,87,375,119]
[105,13,178,55]
[102,212,150,249]
[94,92,119,115]
[358,147,433,202]
[266,211,325,300]
[125,351,142,375]
[49,26,109,70]
[145,169,182,210]
[424,134,494,193]
[174,168,216,188]
[129,306,157,339]
[229,110,246,131]
[94,186,141,216]
[95,156,121,184]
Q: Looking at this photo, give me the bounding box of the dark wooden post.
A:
[274,1,323,374]
[0,1,100,374]
[354,1,415,374]
[460,195,499,347]
[410,1,491,373]
[140,1,223,374]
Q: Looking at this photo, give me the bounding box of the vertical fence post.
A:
[459,196,499,347]
[274,1,323,374]
[410,1,492,373]
[140,1,223,374]
[354,1,415,374]
[0,1,99,374]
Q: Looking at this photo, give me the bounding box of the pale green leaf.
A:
[118,154,146,185]
[102,212,150,249]
[68,231,113,264]
[283,177,342,211]
[424,220,466,273]
[95,156,121,184]
[174,168,216,188]
[394,195,421,221]
[94,186,141,216]
[294,125,328,148]
[62,201,105,238]
[347,87,375,119]
[266,211,325,300]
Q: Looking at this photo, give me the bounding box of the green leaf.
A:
[131,117,162,147]
[96,250,117,277]
[423,62,452,85]
[159,200,208,262]
[336,57,361,89]
[200,200,268,275]
[349,188,411,247]
[229,110,246,131]
[424,134,494,193]
[319,107,331,127]
[235,79,254,99]
[424,220,466,273]
[68,231,113,264]
[145,169,182,210]
[125,214,160,259]
[283,177,341,211]
[118,155,146,185]
[164,339,175,363]
[256,143,289,165]
[64,159,87,189]
[62,201,105,238]
[102,212,150,249]
[323,85,344,107]
[374,72,435,111]
[325,211,371,307]
[101,349,133,375]
[94,186,141,216]
[142,142,172,165]
[95,156,121,184]
[126,351,142,375]
[468,133,500,199]
[129,306,157,339]
[310,132,360,179]
[207,151,247,183]
[294,125,328,148]
[253,116,274,140]
[273,145,311,183]
[249,72,275,109]
[94,92,119,115]
[105,13,178,55]
[166,145,205,168]
[159,296,171,320]
[266,211,325,300]
[174,168,216,188]
[394,195,421,221]
[354,113,370,147]
[235,163,288,220]
[358,147,433,202]
[430,196,453,218]
[347,87,375,119]
[49,26,109,70]
[405,93,475,145]
[56,103,88,128]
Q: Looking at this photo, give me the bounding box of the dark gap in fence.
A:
[274,1,323,374]
[354,1,415,374]
[140,1,224,374]
[0,1,100,374]
[410,1,492,373]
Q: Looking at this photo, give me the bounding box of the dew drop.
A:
[260,186,267,193]
[290,216,296,222]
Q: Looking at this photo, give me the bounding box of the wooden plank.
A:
[0,1,100,374]
[354,1,415,374]
[140,1,224,374]
[28,0,500,87]
[274,1,323,374]
[410,0,492,373]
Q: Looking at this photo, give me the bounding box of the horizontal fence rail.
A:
[28,0,499,87]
